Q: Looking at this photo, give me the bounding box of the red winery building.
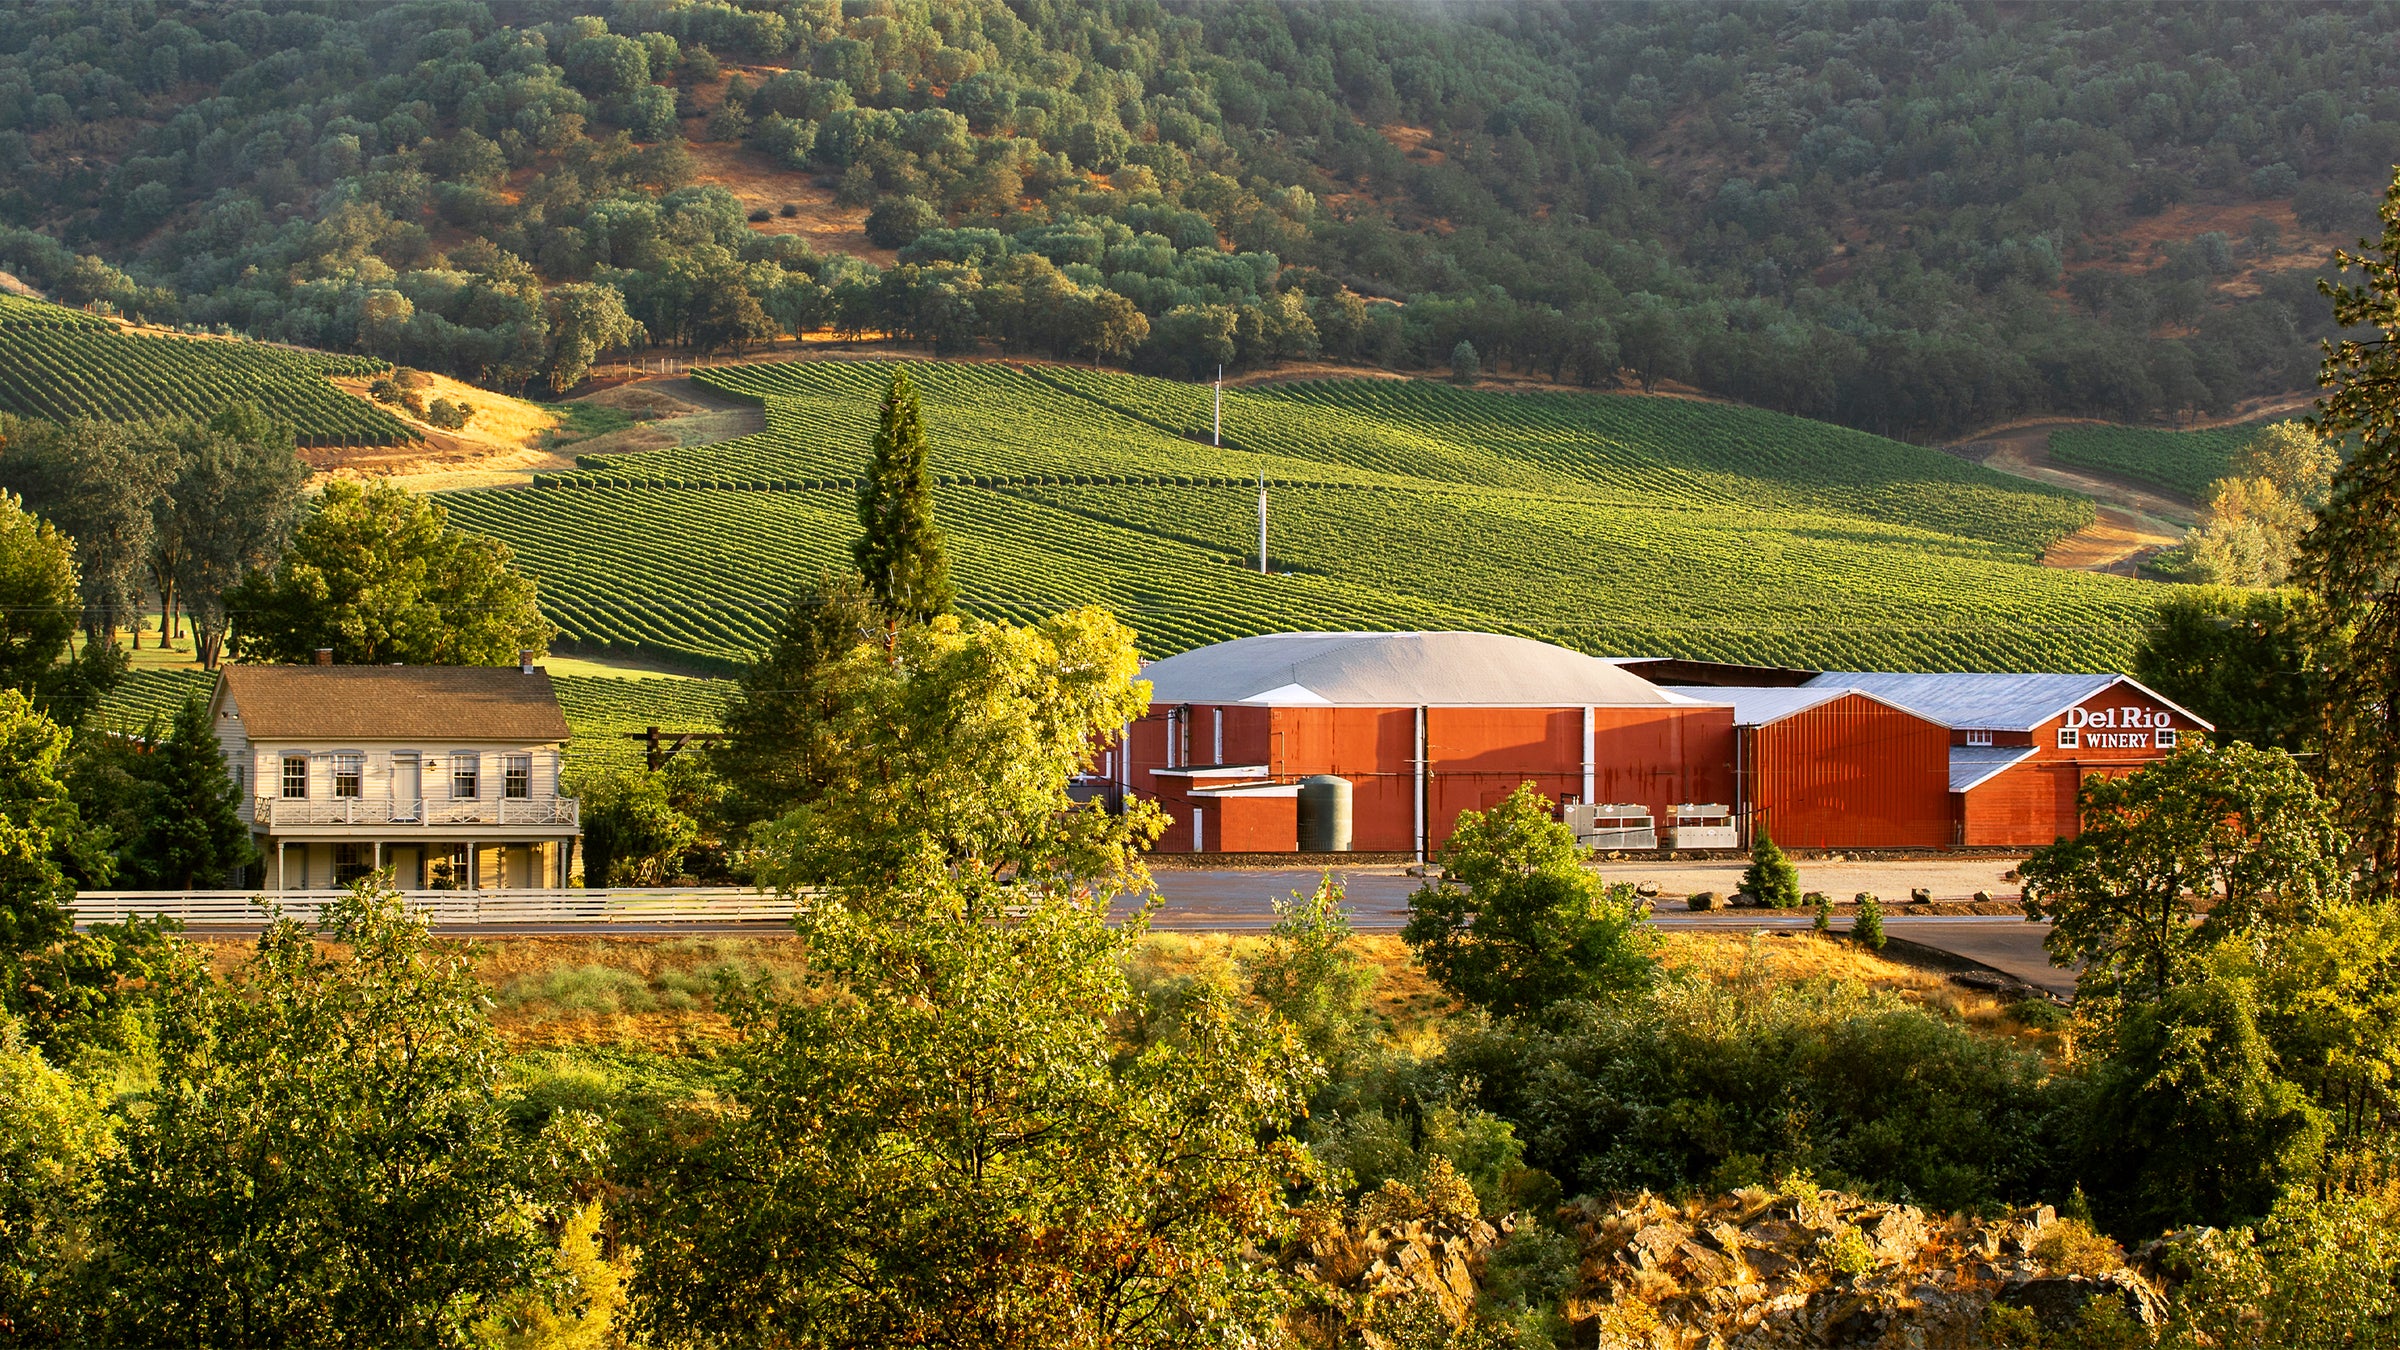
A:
[1109,632,1735,855]
[1102,631,2216,856]
[1803,672,2213,847]
[1686,687,1955,849]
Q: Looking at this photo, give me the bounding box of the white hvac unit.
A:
[1668,804,1740,850]
[1565,802,1659,850]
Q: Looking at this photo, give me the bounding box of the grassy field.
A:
[448,359,2167,673]
[0,296,414,445]
[2046,417,2284,500]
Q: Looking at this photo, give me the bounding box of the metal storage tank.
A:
[1297,774,1354,852]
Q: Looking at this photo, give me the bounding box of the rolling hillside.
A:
[445,360,2166,674]
[0,297,414,444]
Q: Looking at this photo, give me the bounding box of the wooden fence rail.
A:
[71,888,797,928]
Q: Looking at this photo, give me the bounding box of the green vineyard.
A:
[0,299,416,445]
[0,294,113,331]
[91,668,734,773]
[449,358,2170,674]
[548,674,734,775]
[2046,417,2284,500]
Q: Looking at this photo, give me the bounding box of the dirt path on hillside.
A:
[1945,422,2196,573]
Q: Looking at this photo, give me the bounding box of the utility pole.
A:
[1213,365,1223,447]
[1257,470,1268,575]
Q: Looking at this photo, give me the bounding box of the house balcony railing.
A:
[251,797,579,829]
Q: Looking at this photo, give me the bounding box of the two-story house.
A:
[211,662,581,890]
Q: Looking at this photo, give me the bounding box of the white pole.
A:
[1257,470,1267,575]
[1213,365,1222,447]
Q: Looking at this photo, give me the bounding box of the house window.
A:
[504,754,532,800]
[333,753,363,799]
[452,754,479,800]
[334,842,372,884]
[2057,726,2080,750]
[1965,729,1994,747]
[281,755,308,799]
[2157,728,2179,750]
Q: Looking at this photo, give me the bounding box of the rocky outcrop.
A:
[1561,1187,2165,1348]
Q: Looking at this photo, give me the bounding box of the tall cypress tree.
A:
[141,694,254,888]
[853,370,956,623]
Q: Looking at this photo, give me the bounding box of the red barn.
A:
[1808,673,2214,847]
[1676,686,1955,849]
[1109,632,1735,857]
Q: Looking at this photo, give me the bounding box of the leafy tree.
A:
[155,405,308,669]
[1248,874,1379,1084]
[708,571,877,832]
[225,480,555,665]
[2075,971,2327,1233]
[541,283,646,393]
[2164,1185,2400,1348]
[576,761,702,887]
[1402,782,1657,1018]
[0,689,103,967]
[637,603,1307,1348]
[753,606,1162,903]
[863,194,941,248]
[0,490,78,693]
[0,1012,109,1345]
[133,696,253,889]
[95,887,598,1348]
[2133,587,2332,753]
[2302,166,2400,897]
[637,888,1316,1349]
[0,418,172,645]
[2021,744,2348,1010]
[1742,830,1802,908]
[851,370,957,623]
[1449,338,1480,383]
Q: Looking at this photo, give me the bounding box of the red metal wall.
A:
[1957,683,2204,846]
[1124,702,1733,855]
[1747,695,1951,848]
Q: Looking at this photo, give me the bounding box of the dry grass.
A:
[1658,929,2059,1047]
[184,928,2058,1053]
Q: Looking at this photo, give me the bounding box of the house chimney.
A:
[314,647,333,666]
[518,649,534,674]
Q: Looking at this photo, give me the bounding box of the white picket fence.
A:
[71,888,797,929]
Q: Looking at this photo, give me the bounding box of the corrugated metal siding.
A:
[1748,694,1950,848]
[1961,762,2083,846]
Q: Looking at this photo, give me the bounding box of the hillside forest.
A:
[4,1,2399,434]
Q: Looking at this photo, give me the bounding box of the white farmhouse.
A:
[210,662,581,890]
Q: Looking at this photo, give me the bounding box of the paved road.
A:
[1134,867,2071,995]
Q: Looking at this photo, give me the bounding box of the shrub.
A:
[1742,831,1802,908]
[746,208,770,223]
[424,397,472,430]
[1810,892,1833,932]
[1852,894,1885,950]
[779,202,798,218]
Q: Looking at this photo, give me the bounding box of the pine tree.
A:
[1741,830,1802,908]
[141,694,253,888]
[2301,166,2400,897]
[853,371,957,623]
[1852,893,1885,951]
[709,571,877,831]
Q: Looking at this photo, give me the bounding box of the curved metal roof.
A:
[1142,631,1676,708]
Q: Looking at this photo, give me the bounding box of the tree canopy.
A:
[2,4,2394,431]
[225,480,554,666]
